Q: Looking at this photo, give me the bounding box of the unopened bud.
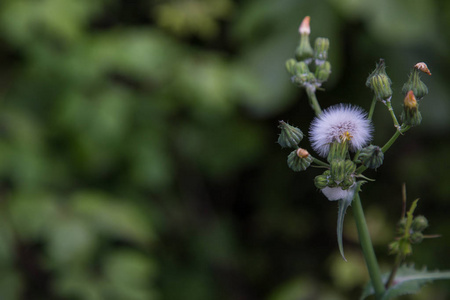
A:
[295,17,313,61]
[359,145,384,169]
[278,121,304,148]
[410,232,424,244]
[285,59,297,75]
[298,16,311,35]
[287,148,313,172]
[401,91,422,127]
[411,215,429,232]
[402,65,429,100]
[315,61,331,82]
[414,62,431,76]
[330,159,346,183]
[314,37,329,63]
[366,59,393,101]
[327,141,349,163]
[397,217,407,234]
[314,174,329,189]
[341,176,355,190]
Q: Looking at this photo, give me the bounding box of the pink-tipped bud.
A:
[299,16,311,35]
[414,62,431,75]
[296,148,310,158]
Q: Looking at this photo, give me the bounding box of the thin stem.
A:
[305,86,322,116]
[381,125,411,153]
[356,125,411,175]
[353,97,377,162]
[368,96,377,121]
[311,156,329,167]
[353,193,385,299]
[386,253,403,289]
[384,99,400,129]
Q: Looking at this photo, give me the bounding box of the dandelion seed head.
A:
[309,104,373,157]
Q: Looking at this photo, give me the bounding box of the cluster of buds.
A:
[278,121,313,172]
[389,196,438,257]
[366,60,431,128]
[400,63,431,127]
[285,16,331,90]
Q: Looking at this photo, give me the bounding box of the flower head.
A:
[309,104,373,157]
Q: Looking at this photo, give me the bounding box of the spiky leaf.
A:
[360,265,450,300]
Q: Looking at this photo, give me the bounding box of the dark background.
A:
[0,0,449,299]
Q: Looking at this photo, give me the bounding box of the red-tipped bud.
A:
[414,62,431,76]
[299,16,311,35]
[404,90,418,108]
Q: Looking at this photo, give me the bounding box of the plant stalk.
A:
[305,86,322,116]
[353,193,385,299]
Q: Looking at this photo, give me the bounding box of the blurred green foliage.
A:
[0,0,449,299]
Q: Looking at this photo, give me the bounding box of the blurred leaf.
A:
[72,192,155,246]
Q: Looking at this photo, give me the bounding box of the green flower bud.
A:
[294,61,311,76]
[287,148,313,172]
[285,58,297,75]
[295,17,314,61]
[359,145,384,169]
[315,61,331,82]
[411,215,429,232]
[314,174,329,189]
[401,91,422,127]
[314,37,329,62]
[278,121,304,148]
[344,160,356,175]
[366,59,393,101]
[397,217,407,234]
[327,141,349,163]
[402,63,430,100]
[410,232,424,244]
[340,176,355,190]
[330,159,346,183]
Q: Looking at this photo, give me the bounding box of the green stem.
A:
[384,100,400,129]
[381,125,410,153]
[355,125,411,175]
[305,86,322,116]
[353,193,385,299]
[312,156,329,167]
[386,252,403,289]
[368,97,377,121]
[354,97,377,162]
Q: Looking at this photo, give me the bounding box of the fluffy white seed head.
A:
[309,104,373,157]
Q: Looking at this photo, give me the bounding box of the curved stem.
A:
[305,86,322,116]
[353,193,385,299]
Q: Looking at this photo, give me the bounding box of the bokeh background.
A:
[0,0,449,299]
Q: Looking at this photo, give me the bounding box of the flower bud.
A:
[285,58,297,75]
[340,176,355,190]
[287,148,313,172]
[330,159,346,183]
[315,61,331,82]
[411,215,429,232]
[402,65,429,100]
[401,91,422,127]
[359,145,384,169]
[314,174,329,189]
[327,141,349,163]
[314,37,329,63]
[397,217,407,234]
[366,59,393,101]
[295,16,314,62]
[344,160,356,175]
[414,62,431,75]
[278,121,304,148]
[410,232,424,244]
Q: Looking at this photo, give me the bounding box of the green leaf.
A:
[337,198,351,262]
[360,265,450,300]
